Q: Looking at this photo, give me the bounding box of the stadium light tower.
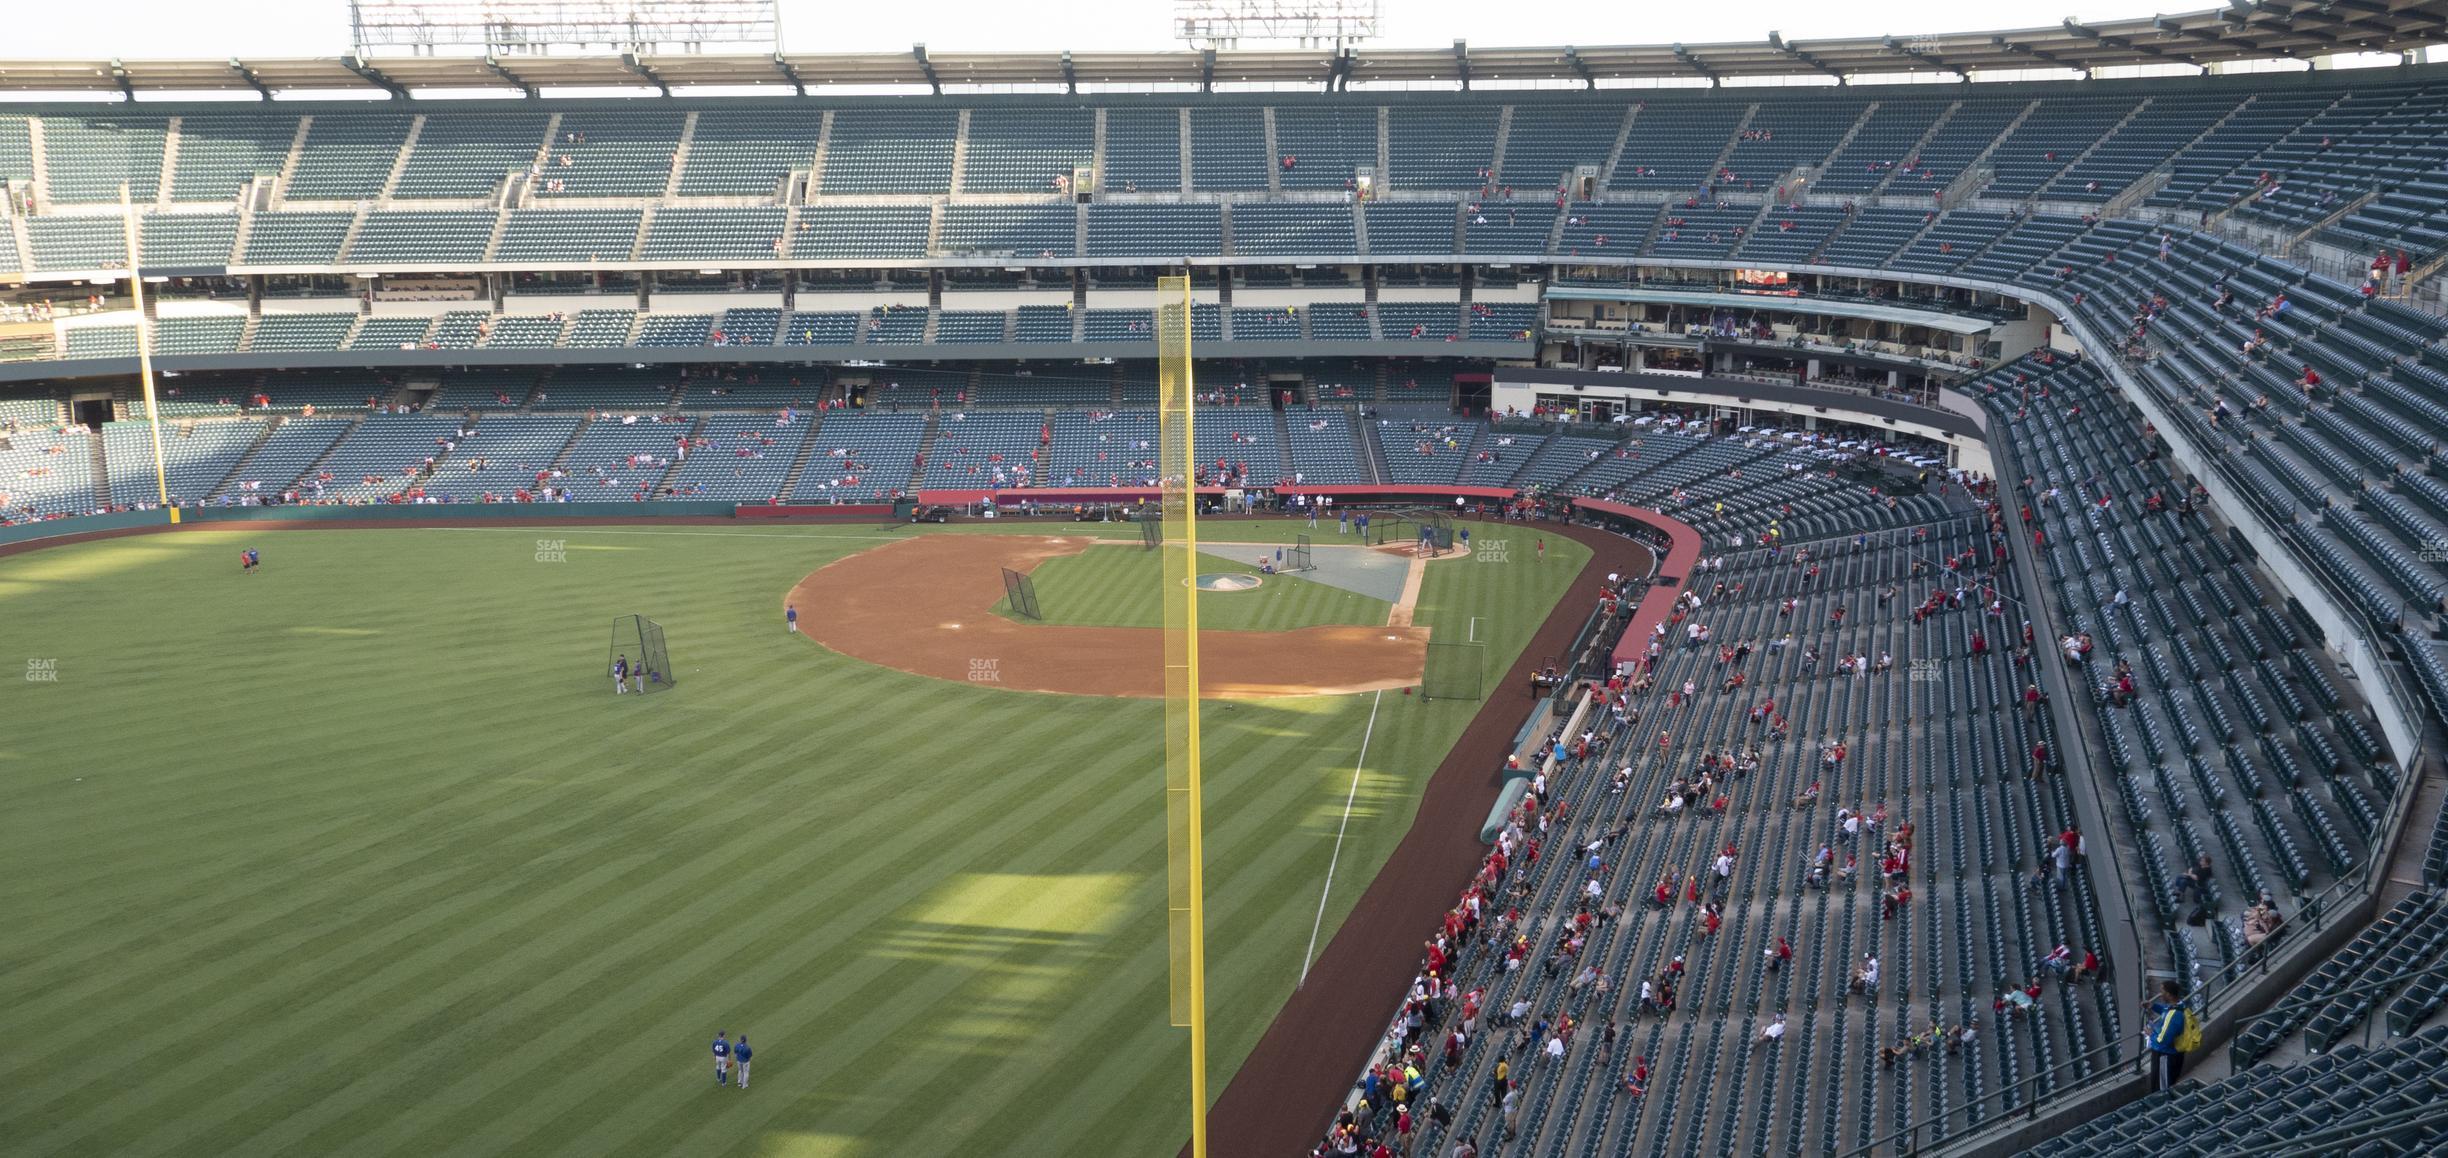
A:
[350,0,779,57]
[1172,0,1379,51]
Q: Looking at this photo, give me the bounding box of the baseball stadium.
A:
[3,2,2448,1156]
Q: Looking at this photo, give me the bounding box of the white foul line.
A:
[1300,688,1383,988]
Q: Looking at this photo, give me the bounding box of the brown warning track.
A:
[784,533,1430,699]
[1191,521,1657,1158]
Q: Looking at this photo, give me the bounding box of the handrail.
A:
[1835,1027,2142,1158]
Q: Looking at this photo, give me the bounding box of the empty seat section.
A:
[170,114,298,202]
[1982,95,2141,199]
[564,310,640,350]
[933,311,1008,343]
[1498,101,1625,189]
[1463,203,1556,253]
[2043,94,2242,201]
[1014,306,1076,343]
[818,109,957,195]
[247,312,357,351]
[1231,203,1354,256]
[961,107,1093,193]
[24,216,128,271]
[1814,99,1952,194]
[1268,105,1376,191]
[1188,107,1268,191]
[1892,98,2025,190]
[1309,302,1374,340]
[938,205,1077,258]
[1086,203,1220,258]
[1387,104,1498,190]
[1736,205,1849,264]
[1083,309,1154,343]
[151,316,245,355]
[242,211,354,265]
[676,109,823,196]
[713,308,780,346]
[783,311,861,346]
[62,326,138,359]
[641,206,787,262]
[635,315,714,348]
[392,113,548,200]
[282,113,413,201]
[347,210,497,265]
[1101,107,1183,193]
[1230,306,1301,341]
[483,316,566,349]
[1608,98,1747,191]
[41,115,169,204]
[1378,301,1461,341]
[792,206,930,260]
[1556,202,1656,255]
[137,210,237,268]
[102,418,263,505]
[1720,96,1871,190]
[346,316,434,350]
[1365,202,1459,256]
[1282,409,1366,482]
[221,416,352,497]
[494,209,642,264]
[1817,206,1930,267]
[535,112,684,199]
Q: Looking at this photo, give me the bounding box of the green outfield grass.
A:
[998,545,1391,630]
[0,518,1586,1158]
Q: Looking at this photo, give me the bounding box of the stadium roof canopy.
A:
[0,0,2442,98]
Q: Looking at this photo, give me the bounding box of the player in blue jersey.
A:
[734,1034,752,1089]
[712,1030,731,1085]
[613,655,630,695]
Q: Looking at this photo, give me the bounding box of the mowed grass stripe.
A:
[25,725,854,1155]
[509,712,1170,1158]
[269,703,1150,1158]
[62,698,1104,1158]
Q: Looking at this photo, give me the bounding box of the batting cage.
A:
[1140,513,1162,551]
[1001,566,1043,620]
[1287,534,1315,572]
[607,614,675,693]
[1369,509,1455,555]
[1420,634,1486,700]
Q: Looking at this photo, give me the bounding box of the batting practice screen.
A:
[1001,567,1042,620]
[1420,635,1486,700]
[607,615,675,692]
[1288,534,1314,572]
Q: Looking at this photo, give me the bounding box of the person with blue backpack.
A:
[2146,980,2195,1090]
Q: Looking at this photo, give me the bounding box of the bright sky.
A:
[11,1,2196,59]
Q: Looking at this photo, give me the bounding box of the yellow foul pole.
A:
[120,184,176,523]
[1156,273,1208,1158]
